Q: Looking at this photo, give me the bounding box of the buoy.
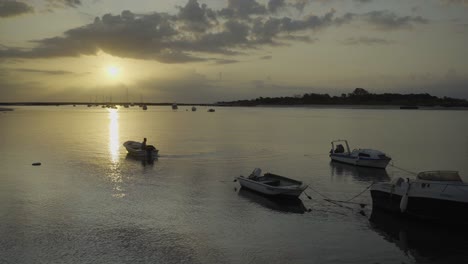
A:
[32,162,41,166]
[399,181,410,212]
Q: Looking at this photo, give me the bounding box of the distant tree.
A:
[351,88,370,96]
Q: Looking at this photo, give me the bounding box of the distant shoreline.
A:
[0,103,467,111]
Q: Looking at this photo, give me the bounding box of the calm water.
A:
[1,106,468,264]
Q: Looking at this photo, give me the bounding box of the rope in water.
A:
[306,183,372,209]
[389,162,418,175]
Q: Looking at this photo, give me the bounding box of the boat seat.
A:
[260,180,281,186]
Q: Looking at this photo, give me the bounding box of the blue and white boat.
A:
[329,140,391,169]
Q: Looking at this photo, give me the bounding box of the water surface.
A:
[1,106,467,263]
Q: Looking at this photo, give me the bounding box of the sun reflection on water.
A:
[107,108,125,198]
[108,108,120,163]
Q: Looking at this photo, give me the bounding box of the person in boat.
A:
[141,138,147,150]
[334,144,345,153]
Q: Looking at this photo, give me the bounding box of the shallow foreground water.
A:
[1,106,468,263]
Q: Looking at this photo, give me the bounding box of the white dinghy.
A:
[236,168,308,198]
[123,141,159,159]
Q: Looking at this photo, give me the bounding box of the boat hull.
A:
[330,154,390,169]
[237,177,306,198]
[371,189,468,223]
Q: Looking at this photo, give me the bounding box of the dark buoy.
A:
[32,162,41,166]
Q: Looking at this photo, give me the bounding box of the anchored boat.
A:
[236,168,308,198]
[329,140,391,169]
[371,171,468,223]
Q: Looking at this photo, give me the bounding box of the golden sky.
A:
[1,0,467,103]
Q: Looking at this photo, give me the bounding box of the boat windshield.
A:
[417,171,462,182]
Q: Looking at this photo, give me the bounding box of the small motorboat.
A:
[172,103,178,110]
[123,141,159,159]
[370,171,468,223]
[329,140,391,169]
[191,106,197,111]
[236,168,308,198]
[142,105,147,110]
[207,108,215,112]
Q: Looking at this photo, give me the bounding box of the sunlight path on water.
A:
[108,108,124,198]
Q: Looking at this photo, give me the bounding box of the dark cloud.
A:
[219,0,267,19]
[289,0,309,12]
[177,0,217,32]
[0,0,34,18]
[439,0,468,6]
[250,9,350,44]
[47,0,82,8]
[341,36,395,45]
[214,58,239,64]
[360,10,428,30]
[12,68,76,75]
[0,0,430,63]
[268,0,286,13]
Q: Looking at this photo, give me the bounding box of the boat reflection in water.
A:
[238,188,308,214]
[330,161,390,182]
[369,209,468,263]
[125,153,157,167]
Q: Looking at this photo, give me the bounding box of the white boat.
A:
[329,140,391,169]
[371,171,468,223]
[123,141,159,158]
[236,168,308,198]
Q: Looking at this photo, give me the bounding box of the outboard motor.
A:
[249,168,262,179]
[145,145,156,161]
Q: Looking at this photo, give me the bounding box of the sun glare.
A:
[107,66,119,77]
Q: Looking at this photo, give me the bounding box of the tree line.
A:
[218,88,468,107]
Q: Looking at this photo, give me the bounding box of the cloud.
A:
[11,68,76,75]
[341,36,395,45]
[0,0,34,18]
[219,0,267,19]
[0,0,429,63]
[289,0,309,12]
[268,0,286,13]
[250,9,351,44]
[46,0,82,8]
[360,10,428,30]
[177,0,217,32]
[439,0,468,6]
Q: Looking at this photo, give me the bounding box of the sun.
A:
[107,66,120,77]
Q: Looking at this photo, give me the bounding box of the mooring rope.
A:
[344,183,374,202]
[306,183,372,209]
[389,162,418,175]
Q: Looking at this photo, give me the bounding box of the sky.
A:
[0,0,467,103]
